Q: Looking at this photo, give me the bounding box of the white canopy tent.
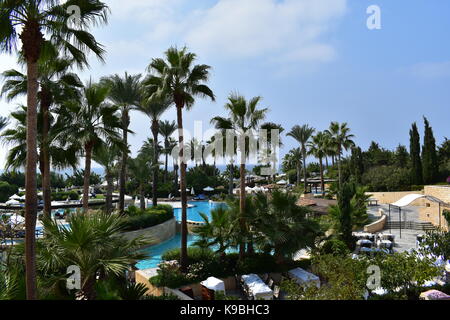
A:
[276,179,287,185]
[388,194,450,238]
[203,186,214,192]
[9,194,21,200]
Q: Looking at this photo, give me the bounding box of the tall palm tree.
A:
[0,0,108,299]
[55,81,122,212]
[308,131,328,194]
[159,120,177,183]
[100,72,141,214]
[287,124,315,194]
[136,97,171,206]
[211,93,268,258]
[326,122,355,188]
[1,54,83,217]
[93,143,120,214]
[142,47,215,271]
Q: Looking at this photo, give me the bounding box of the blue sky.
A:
[0,0,449,170]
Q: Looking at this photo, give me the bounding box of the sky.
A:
[0,0,449,171]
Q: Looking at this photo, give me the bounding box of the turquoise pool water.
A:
[173,201,226,222]
[135,234,199,269]
[136,201,229,269]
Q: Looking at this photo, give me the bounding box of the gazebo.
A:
[388,194,450,238]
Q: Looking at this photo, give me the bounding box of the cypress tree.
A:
[409,123,423,185]
[338,182,355,249]
[422,117,438,184]
[350,146,364,184]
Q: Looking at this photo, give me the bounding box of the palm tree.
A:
[128,153,153,211]
[142,47,215,271]
[1,106,78,184]
[159,120,177,183]
[100,73,142,214]
[1,54,83,217]
[260,122,284,181]
[287,124,315,194]
[308,131,328,195]
[211,93,268,258]
[282,148,302,185]
[136,97,171,206]
[0,0,109,299]
[250,191,321,264]
[39,211,151,300]
[55,81,122,212]
[93,144,120,214]
[326,122,355,187]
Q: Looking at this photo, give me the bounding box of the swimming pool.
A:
[135,234,200,269]
[173,201,226,222]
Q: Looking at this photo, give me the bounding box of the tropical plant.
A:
[211,93,268,259]
[136,96,171,206]
[100,72,142,214]
[159,120,177,182]
[38,211,151,300]
[282,148,302,185]
[128,153,153,210]
[325,122,355,188]
[249,190,321,264]
[308,131,328,194]
[93,143,120,213]
[0,0,109,299]
[142,47,215,271]
[288,124,315,194]
[193,206,234,257]
[55,81,122,212]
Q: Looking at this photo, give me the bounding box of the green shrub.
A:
[122,206,174,231]
[162,247,216,264]
[0,181,18,203]
[51,191,79,201]
[236,253,279,275]
[319,239,350,256]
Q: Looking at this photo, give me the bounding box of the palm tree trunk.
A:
[83,143,93,213]
[119,109,129,214]
[151,120,159,206]
[338,149,342,188]
[228,162,234,195]
[139,185,145,211]
[319,156,324,195]
[325,156,329,168]
[297,162,301,186]
[105,170,113,214]
[239,163,246,260]
[164,141,169,183]
[302,148,308,194]
[25,59,39,300]
[176,104,188,272]
[41,91,52,218]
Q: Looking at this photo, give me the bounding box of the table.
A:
[288,268,320,288]
[241,274,273,300]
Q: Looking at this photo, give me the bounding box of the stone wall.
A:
[419,186,450,231]
[364,212,387,233]
[366,191,425,205]
[121,217,176,247]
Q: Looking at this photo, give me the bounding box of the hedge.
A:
[122,205,174,231]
